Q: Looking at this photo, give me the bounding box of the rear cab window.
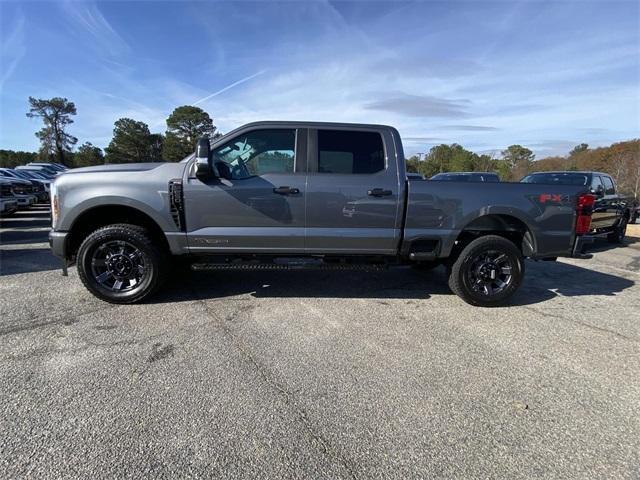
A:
[521,173,589,186]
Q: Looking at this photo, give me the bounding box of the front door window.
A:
[212,129,295,179]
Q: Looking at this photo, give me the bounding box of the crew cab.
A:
[50,121,597,307]
[521,171,630,244]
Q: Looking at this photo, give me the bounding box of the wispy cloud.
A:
[364,94,470,118]
[61,1,130,57]
[437,125,499,131]
[403,137,444,143]
[0,12,26,89]
[192,70,267,106]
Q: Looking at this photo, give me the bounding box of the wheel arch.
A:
[66,204,170,259]
[451,213,537,259]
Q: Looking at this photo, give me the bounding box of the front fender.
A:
[59,194,175,233]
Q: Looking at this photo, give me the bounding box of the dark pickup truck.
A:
[522,171,631,243]
[50,121,597,306]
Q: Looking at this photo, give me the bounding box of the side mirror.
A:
[195,137,212,179]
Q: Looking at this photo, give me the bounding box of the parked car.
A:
[0,168,49,202]
[50,121,596,307]
[521,171,630,243]
[1,177,36,209]
[28,162,67,172]
[0,178,19,216]
[430,172,500,182]
[15,165,59,178]
[629,199,639,224]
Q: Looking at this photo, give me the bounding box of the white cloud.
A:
[0,13,26,89]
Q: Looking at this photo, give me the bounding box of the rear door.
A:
[601,176,620,228]
[183,127,307,253]
[590,175,607,229]
[305,128,402,254]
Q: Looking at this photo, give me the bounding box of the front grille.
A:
[1,185,12,197]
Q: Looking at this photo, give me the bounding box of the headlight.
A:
[50,182,58,228]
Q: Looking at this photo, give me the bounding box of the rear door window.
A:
[317,130,384,174]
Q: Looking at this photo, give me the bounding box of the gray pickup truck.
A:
[49,121,596,306]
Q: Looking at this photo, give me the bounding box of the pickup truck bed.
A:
[49,121,596,307]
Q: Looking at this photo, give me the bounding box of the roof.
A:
[236,120,395,130]
[218,121,398,142]
[432,171,499,175]
[527,171,609,176]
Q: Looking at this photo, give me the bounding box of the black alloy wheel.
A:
[448,235,524,307]
[77,224,168,304]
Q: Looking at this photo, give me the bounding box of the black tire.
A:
[448,235,524,307]
[607,216,627,244]
[77,223,168,304]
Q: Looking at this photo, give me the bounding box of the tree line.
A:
[0,97,220,168]
[1,96,638,198]
[406,140,640,198]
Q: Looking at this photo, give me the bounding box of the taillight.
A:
[575,193,595,235]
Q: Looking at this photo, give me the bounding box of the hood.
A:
[66,162,167,174]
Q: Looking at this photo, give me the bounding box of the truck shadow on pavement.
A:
[0,248,62,276]
[585,235,639,253]
[158,260,634,307]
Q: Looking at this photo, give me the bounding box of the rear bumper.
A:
[572,235,595,258]
[49,231,69,259]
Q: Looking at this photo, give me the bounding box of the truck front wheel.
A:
[448,235,524,307]
[76,224,168,304]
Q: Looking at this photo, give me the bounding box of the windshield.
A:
[10,170,30,179]
[27,171,48,179]
[24,169,54,179]
[521,173,589,186]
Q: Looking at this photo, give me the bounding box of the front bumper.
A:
[572,235,595,258]
[49,231,69,259]
[1,200,18,215]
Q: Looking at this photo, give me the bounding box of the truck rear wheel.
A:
[77,224,168,304]
[448,235,524,307]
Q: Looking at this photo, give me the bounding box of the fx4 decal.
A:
[539,193,570,204]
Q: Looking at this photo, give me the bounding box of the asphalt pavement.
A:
[1,206,639,479]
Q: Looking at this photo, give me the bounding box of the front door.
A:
[305,128,402,254]
[183,128,307,253]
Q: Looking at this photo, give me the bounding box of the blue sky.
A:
[0,0,638,158]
